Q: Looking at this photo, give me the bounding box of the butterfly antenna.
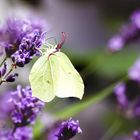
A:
[56,32,67,51]
[45,37,57,44]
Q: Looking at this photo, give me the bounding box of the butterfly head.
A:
[40,32,67,56]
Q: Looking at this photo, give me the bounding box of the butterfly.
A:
[29,32,84,102]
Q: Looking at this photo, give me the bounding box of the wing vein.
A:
[48,58,54,93]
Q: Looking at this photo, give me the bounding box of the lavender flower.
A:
[0,18,43,56]
[129,58,140,82]
[132,130,140,140]
[48,118,82,140]
[0,127,33,140]
[107,10,140,52]
[133,98,140,117]
[108,35,124,52]
[0,85,44,140]
[11,30,43,67]
[114,83,128,109]
[113,80,140,118]
[6,73,18,82]
[0,18,45,67]
[9,85,44,127]
[131,10,140,29]
[11,127,33,140]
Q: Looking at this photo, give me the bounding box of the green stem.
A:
[0,57,7,67]
[0,80,2,85]
[0,64,16,85]
[4,64,15,78]
[100,120,122,140]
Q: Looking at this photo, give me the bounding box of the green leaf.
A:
[95,50,139,77]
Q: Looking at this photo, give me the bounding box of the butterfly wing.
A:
[50,52,84,99]
[29,55,55,102]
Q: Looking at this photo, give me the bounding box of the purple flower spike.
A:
[13,127,33,140]
[114,83,128,109]
[11,30,44,67]
[129,58,140,82]
[9,85,44,127]
[131,10,140,29]
[3,126,33,140]
[133,98,140,117]
[0,18,46,67]
[48,118,82,140]
[0,18,43,56]
[107,9,140,52]
[108,35,124,52]
[120,24,140,44]
[133,130,140,140]
[108,24,140,52]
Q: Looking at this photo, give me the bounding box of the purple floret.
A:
[0,127,33,140]
[133,130,140,140]
[0,18,45,67]
[12,127,33,140]
[114,83,128,109]
[107,9,140,52]
[131,10,140,29]
[9,85,44,127]
[108,35,124,52]
[129,58,140,82]
[6,73,18,82]
[11,30,43,67]
[48,118,82,140]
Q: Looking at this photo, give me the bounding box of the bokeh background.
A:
[1,0,140,140]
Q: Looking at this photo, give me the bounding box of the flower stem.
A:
[0,64,16,85]
[4,64,16,78]
[0,57,7,67]
[100,120,121,140]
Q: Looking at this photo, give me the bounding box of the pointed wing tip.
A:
[77,95,84,100]
[77,89,84,100]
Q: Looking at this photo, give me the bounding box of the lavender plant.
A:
[0,17,82,140]
[108,9,140,140]
[48,119,82,140]
[107,10,140,52]
[0,18,45,85]
[0,85,44,139]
